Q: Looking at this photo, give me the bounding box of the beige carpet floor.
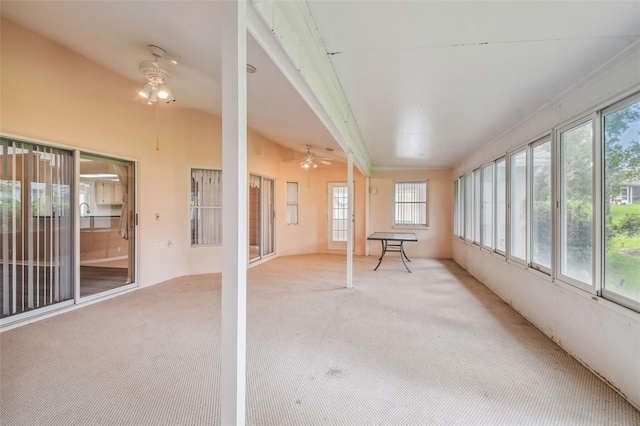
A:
[1,254,638,425]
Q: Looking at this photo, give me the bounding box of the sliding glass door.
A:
[1,137,137,324]
[79,154,135,298]
[1,138,74,320]
[249,174,275,262]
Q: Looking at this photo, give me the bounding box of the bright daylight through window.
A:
[560,121,593,285]
[604,98,640,305]
[394,181,427,227]
[190,169,222,246]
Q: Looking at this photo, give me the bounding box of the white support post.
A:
[365,176,370,257]
[347,151,354,289]
[221,1,247,425]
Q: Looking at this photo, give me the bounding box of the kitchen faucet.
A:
[79,202,91,215]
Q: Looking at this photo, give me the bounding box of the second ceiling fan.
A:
[283,145,332,169]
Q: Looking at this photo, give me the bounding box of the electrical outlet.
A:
[116,247,121,253]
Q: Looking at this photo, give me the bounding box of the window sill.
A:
[392,225,429,230]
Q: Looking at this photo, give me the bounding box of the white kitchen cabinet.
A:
[95,181,124,205]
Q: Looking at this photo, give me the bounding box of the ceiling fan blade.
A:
[282,157,303,162]
[320,160,332,165]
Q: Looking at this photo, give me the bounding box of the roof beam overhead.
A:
[248,0,372,176]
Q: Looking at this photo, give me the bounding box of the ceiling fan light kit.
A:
[283,145,332,169]
[138,45,175,104]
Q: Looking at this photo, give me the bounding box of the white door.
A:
[327,182,353,250]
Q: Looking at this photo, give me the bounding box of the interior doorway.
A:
[79,154,135,298]
[249,174,275,262]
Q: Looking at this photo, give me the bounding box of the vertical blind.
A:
[262,178,275,256]
[1,138,74,318]
[394,181,427,226]
[190,169,222,246]
[286,182,298,225]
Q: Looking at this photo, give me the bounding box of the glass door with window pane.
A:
[1,139,74,321]
[327,182,352,250]
[79,155,135,298]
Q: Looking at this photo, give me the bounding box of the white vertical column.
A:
[221,1,248,425]
[347,151,354,289]
[365,176,370,257]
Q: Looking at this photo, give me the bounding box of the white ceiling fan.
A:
[283,145,332,169]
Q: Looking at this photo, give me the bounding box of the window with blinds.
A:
[190,169,222,246]
[394,181,428,227]
[286,182,298,225]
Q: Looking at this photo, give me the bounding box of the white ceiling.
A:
[308,1,640,168]
[2,1,640,170]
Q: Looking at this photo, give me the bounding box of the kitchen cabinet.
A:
[95,181,124,205]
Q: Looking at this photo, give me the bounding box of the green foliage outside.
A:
[606,204,640,301]
[603,102,640,303]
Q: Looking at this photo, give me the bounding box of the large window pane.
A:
[495,159,506,252]
[604,99,640,304]
[560,121,593,284]
[394,181,428,226]
[532,141,552,269]
[473,169,481,244]
[190,169,222,246]
[286,182,299,225]
[482,164,493,248]
[453,179,460,236]
[510,150,527,261]
[464,174,473,240]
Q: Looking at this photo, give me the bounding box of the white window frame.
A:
[494,157,507,256]
[285,181,299,225]
[393,180,428,228]
[458,176,465,239]
[190,168,222,247]
[529,136,553,275]
[600,92,640,312]
[453,179,459,237]
[508,147,529,266]
[473,169,481,245]
[481,162,494,250]
[555,115,596,292]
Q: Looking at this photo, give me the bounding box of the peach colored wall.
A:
[277,159,321,255]
[0,18,298,286]
[369,169,452,259]
[312,166,367,255]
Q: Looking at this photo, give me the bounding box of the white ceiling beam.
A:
[248,0,372,177]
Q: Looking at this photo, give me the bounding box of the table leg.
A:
[399,241,412,273]
[374,240,386,271]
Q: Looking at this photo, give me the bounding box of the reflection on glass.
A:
[465,174,473,240]
[510,150,527,261]
[473,170,481,243]
[560,121,593,284]
[482,164,493,248]
[79,155,135,297]
[1,139,74,318]
[495,159,506,252]
[532,141,552,269]
[604,100,640,303]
